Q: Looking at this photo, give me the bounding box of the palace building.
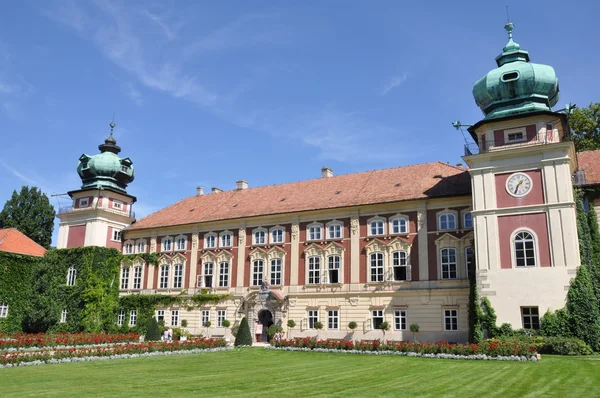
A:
[57,23,596,342]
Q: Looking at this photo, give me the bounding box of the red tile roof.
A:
[128,162,471,231]
[0,228,46,257]
[577,150,600,186]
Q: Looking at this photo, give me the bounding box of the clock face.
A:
[506,172,532,197]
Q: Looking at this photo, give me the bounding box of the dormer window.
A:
[205,233,217,249]
[113,201,123,210]
[121,165,129,172]
[79,198,89,207]
[504,127,526,144]
[253,229,267,245]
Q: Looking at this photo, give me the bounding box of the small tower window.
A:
[501,71,519,82]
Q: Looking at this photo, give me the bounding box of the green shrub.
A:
[287,319,296,329]
[203,320,211,328]
[567,265,600,351]
[181,319,188,328]
[409,323,420,342]
[268,324,283,339]
[540,309,571,337]
[314,321,323,330]
[379,321,390,332]
[222,320,231,328]
[145,317,161,341]
[234,317,252,346]
[348,321,357,330]
[493,335,592,356]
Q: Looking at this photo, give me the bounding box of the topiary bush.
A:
[268,324,283,339]
[540,309,571,338]
[234,317,252,346]
[181,319,188,328]
[287,319,296,329]
[145,317,161,341]
[348,321,357,330]
[222,320,231,328]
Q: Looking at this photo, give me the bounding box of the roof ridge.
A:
[0,228,14,246]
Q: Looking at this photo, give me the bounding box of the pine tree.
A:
[145,317,161,341]
[566,265,600,351]
[576,190,592,267]
[234,317,252,346]
[0,186,56,248]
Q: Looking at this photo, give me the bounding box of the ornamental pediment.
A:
[216,251,233,263]
[268,246,286,258]
[364,238,387,253]
[323,242,345,256]
[249,247,269,262]
[303,243,323,257]
[387,237,411,252]
[200,251,216,263]
[171,253,186,264]
[435,233,461,247]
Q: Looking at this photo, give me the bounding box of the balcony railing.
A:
[465,131,562,156]
[57,205,135,219]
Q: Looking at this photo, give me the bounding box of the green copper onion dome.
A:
[473,22,559,119]
[77,122,135,193]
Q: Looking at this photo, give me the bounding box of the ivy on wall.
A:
[0,252,40,333]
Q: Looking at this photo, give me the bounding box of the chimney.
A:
[236,180,248,190]
[455,163,463,168]
[212,187,223,193]
[321,167,333,178]
[196,186,204,196]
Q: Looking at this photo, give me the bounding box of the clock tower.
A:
[463,23,580,329]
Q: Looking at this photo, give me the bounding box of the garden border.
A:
[264,345,539,361]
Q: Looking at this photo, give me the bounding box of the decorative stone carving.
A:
[238,228,246,245]
[191,233,199,248]
[150,237,157,253]
[291,223,299,240]
[288,297,297,307]
[348,297,359,306]
[350,218,359,236]
[417,210,427,230]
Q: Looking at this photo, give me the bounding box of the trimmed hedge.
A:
[494,336,592,356]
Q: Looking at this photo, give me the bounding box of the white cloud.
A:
[126,83,143,106]
[141,9,181,40]
[379,73,408,96]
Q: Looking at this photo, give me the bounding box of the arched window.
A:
[439,213,456,230]
[67,266,77,286]
[175,236,187,251]
[205,233,217,249]
[271,228,284,244]
[464,213,473,229]
[369,220,385,236]
[307,224,322,241]
[220,233,232,247]
[514,231,536,267]
[162,237,172,252]
[391,217,408,234]
[327,222,343,239]
[253,229,266,245]
[136,240,146,253]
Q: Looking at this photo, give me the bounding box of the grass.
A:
[2,348,600,397]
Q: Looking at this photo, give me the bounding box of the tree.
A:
[409,324,420,342]
[146,317,161,341]
[568,102,600,152]
[234,317,252,346]
[287,319,296,338]
[378,321,390,340]
[0,186,55,248]
[566,265,600,351]
[576,190,592,267]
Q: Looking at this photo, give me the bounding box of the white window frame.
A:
[327,255,341,284]
[117,309,125,326]
[201,310,210,326]
[61,309,68,323]
[308,256,321,284]
[463,212,473,229]
[252,228,267,245]
[521,307,540,329]
[218,262,229,287]
[0,302,8,318]
[369,252,384,282]
[512,229,539,268]
[156,309,165,323]
[112,229,121,241]
[438,213,457,231]
[394,310,407,331]
[390,216,408,234]
[217,310,226,327]
[162,236,173,252]
[123,242,134,254]
[368,217,386,236]
[252,260,264,286]
[203,262,214,288]
[112,200,123,210]
[175,235,187,251]
[120,267,130,290]
[220,232,232,248]
[129,310,137,327]
[307,223,323,241]
[66,266,77,286]
[440,248,458,279]
[159,264,170,289]
[372,310,384,329]
[270,258,282,286]
[308,310,319,329]
[173,263,184,289]
[392,251,408,281]
[443,309,458,331]
[465,247,474,276]
[326,221,343,239]
[171,310,179,326]
[136,239,146,253]
[328,310,339,330]
[79,198,89,207]
[204,233,217,249]
[270,227,285,244]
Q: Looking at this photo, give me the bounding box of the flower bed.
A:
[0,338,227,367]
[0,332,140,350]
[269,338,538,360]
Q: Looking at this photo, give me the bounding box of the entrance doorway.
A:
[257,310,274,342]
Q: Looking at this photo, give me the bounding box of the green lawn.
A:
[2,349,599,397]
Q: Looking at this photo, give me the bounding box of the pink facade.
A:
[493,124,537,147]
[495,169,544,208]
[106,226,122,250]
[498,213,551,269]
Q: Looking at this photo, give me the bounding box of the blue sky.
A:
[1,1,599,246]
